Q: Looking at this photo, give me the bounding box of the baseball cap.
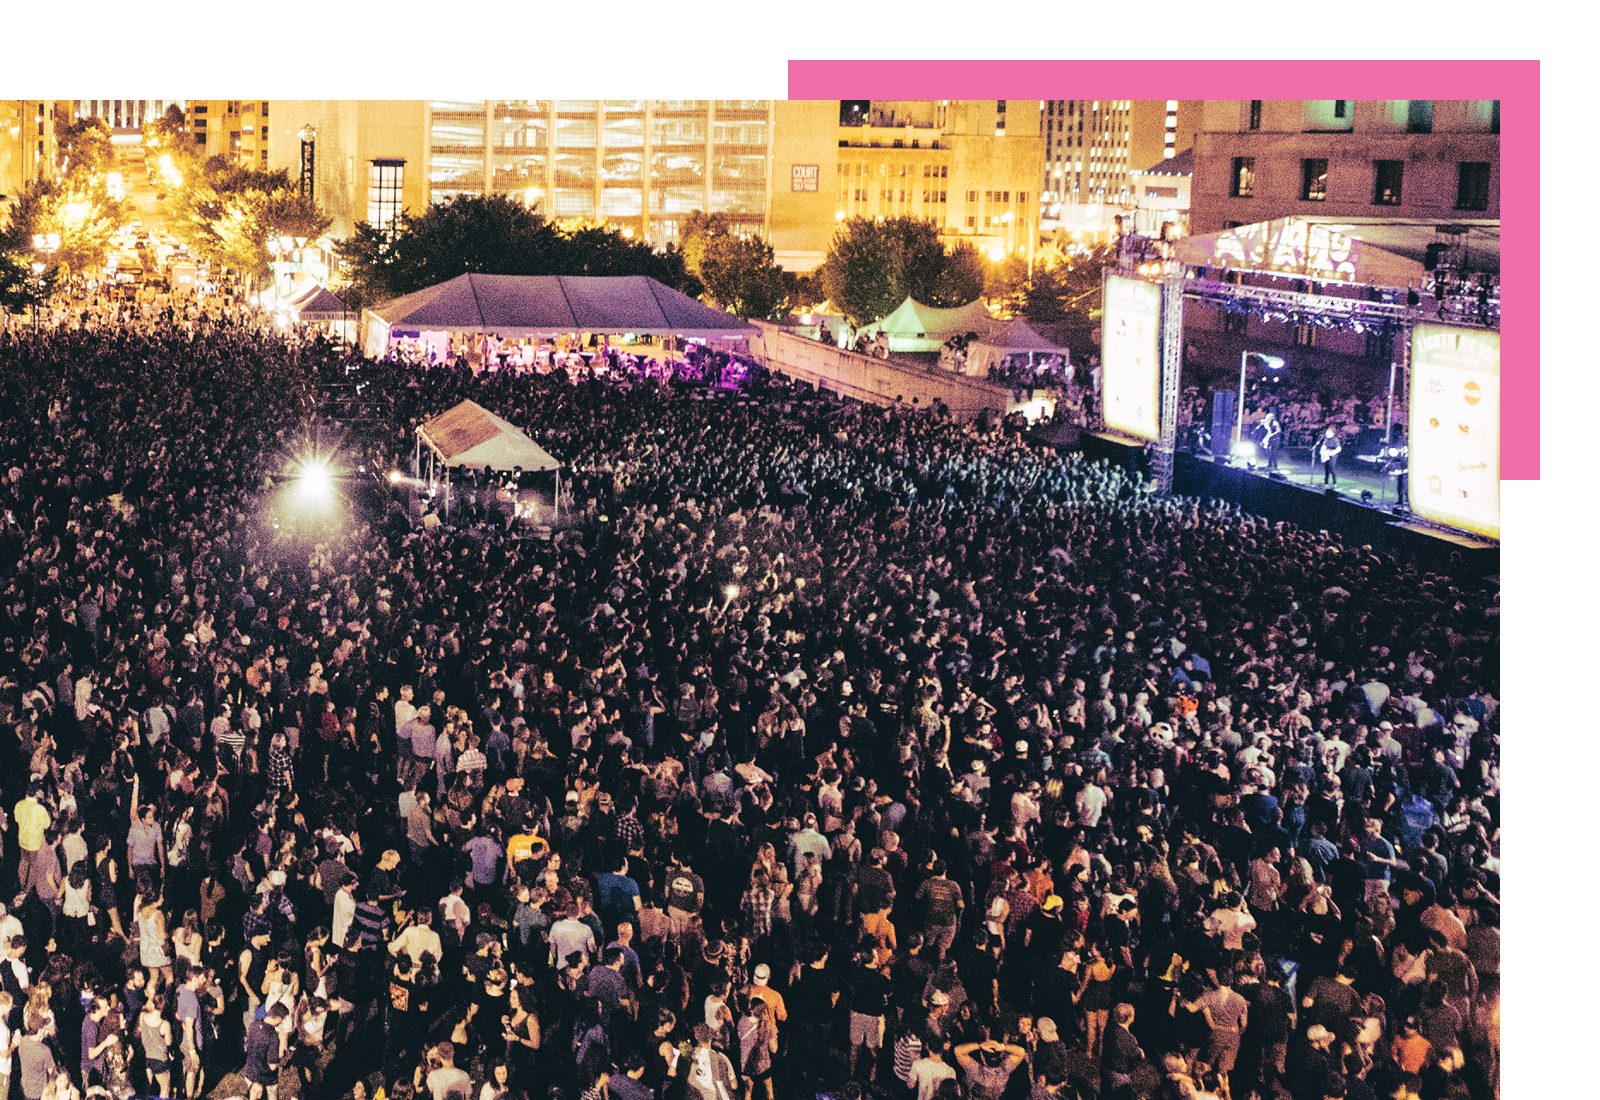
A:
[1037,1017,1058,1041]
[753,963,771,985]
[1042,895,1064,912]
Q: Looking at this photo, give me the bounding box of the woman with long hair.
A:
[736,996,778,1100]
[501,983,541,1088]
[172,909,203,972]
[57,863,95,956]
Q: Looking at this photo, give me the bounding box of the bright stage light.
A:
[388,470,403,483]
[724,584,740,601]
[1231,440,1257,461]
[300,463,333,501]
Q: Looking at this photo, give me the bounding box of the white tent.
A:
[963,318,1071,378]
[417,400,561,472]
[415,400,564,521]
[868,297,998,353]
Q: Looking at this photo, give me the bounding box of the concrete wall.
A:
[748,321,1049,421]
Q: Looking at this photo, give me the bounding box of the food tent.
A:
[414,399,564,520]
[963,318,1071,378]
[362,273,758,357]
[866,297,998,353]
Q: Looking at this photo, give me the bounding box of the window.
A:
[193,105,207,114]
[966,215,976,228]
[1248,100,1262,130]
[1491,99,1500,134]
[1017,191,1026,205]
[1300,158,1328,201]
[1372,160,1404,205]
[1230,157,1255,198]
[1456,162,1491,211]
[368,159,405,233]
[1406,100,1433,133]
[1334,100,1346,119]
[967,190,977,202]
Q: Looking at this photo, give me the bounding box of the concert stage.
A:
[1072,431,1497,578]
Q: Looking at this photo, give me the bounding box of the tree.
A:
[59,117,115,175]
[817,216,970,328]
[169,162,331,282]
[677,209,789,320]
[932,242,988,309]
[0,174,125,279]
[1022,242,1116,358]
[336,194,702,305]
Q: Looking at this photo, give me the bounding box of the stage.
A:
[1067,431,1497,579]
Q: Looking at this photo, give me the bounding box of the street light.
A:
[1236,351,1286,453]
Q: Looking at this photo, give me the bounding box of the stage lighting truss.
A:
[1185,272,1497,332]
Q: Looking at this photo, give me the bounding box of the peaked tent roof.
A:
[417,400,562,472]
[871,297,998,339]
[284,283,350,321]
[970,318,1068,354]
[1138,146,1194,176]
[370,274,758,337]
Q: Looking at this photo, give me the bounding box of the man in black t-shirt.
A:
[789,945,841,1071]
[845,949,893,1083]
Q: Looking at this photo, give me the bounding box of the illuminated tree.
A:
[679,210,789,320]
[817,216,979,329]
[0,174,125,278]
[59,117,116,175]
[170,163,331,283]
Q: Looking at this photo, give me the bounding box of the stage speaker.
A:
[1210,390,1237,447]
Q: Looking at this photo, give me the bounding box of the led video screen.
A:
[1101,274,1162,442]
[1408,324,1500,540]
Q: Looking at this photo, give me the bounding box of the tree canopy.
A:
[817,216,985,328]
[678,210,789,321]
[336,194,701,306]
[167,161,332,282]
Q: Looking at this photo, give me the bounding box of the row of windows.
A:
[1247,99,1497,135]
[1229,156,1493,210]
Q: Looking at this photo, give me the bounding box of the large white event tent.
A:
[362,273,757,357]
[963,318,1071,378]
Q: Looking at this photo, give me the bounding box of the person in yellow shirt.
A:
[13,786,51,893]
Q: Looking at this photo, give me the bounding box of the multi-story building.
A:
[1127,147,1192,238]
[788,99,1043,268]
[1,101,61,197]
[1127,99,1203,173]
[1189,99,1500,234]
[182,101,271,169]
[266,100,780,248]
[71,99,181,137]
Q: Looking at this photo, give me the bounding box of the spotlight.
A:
[388,470,403,484]
[300,463,333,501]
[724,584,740,601]
[1230,440,1257,463]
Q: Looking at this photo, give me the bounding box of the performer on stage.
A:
[1317,426,1343,485]
[1258,412,1282,471]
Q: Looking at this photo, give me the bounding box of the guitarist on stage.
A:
[1257,411,1283,471]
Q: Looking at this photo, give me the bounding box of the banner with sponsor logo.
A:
[1408,324,1500,539]
[1101,274,1162,442]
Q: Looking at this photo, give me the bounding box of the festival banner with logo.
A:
[1409,324,1500,539]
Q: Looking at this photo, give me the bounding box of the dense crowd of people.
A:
[0,312,1498,1100]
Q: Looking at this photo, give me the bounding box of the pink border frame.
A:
[788,61,1537,480]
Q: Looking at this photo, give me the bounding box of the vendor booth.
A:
[962,318,1071,379]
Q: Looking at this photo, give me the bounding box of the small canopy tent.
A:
[284,283,356,341]
[364,273,758,343]
[867,297,998,353]
[414,399,564,521]
[963,318,1070,378]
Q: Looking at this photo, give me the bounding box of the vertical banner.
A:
[1102,274,1162,442]
[1408,324,1500,539]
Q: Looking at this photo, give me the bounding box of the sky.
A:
[2,6,1581,1093]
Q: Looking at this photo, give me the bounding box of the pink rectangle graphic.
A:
[791,60,1538,480]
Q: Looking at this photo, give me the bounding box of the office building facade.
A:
[1189,99,1500,234]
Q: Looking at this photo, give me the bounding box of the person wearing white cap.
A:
[747,963,786,1027]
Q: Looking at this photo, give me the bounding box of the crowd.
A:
[0,310,1498,1100]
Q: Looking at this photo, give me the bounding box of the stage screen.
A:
[1101,274,1162,441]
[1408,324,1500,540]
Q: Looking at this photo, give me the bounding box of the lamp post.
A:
[298,125,317,198]
[31,232,60,331]
[1236,350,1285,455]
